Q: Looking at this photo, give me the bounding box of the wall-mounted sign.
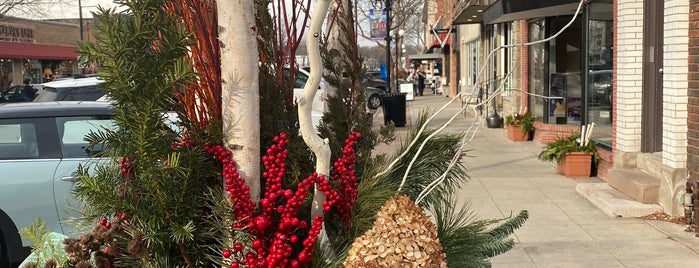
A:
[0,23,35,43]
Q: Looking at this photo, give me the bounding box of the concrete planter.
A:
[557,152,593,178]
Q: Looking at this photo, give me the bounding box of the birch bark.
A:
[219,0,260,202]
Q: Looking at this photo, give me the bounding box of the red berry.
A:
[223,249,233,258]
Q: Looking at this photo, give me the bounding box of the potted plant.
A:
[537,132,599,178]
[504,112,536,141]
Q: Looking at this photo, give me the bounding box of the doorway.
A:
[641,0,663,152]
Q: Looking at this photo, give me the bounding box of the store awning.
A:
[453,5,490,25]
[0,41,80,60]
[408,53,442,60]
[483,0,581,24]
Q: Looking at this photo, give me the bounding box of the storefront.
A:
[484,0,613,148]
[0,18,80,89]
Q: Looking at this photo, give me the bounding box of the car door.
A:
[0,117,64,241]
[53,115,116,236]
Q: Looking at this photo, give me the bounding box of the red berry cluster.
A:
[330,131,361,225]
[207,133,343,268]
[204,143,255,228]
[118,157,133,179]
[171,131,196,150]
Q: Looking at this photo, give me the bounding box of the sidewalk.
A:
[373,93,699,267]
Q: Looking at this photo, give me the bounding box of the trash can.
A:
[382,92,407,127]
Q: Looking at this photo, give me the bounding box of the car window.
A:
[295,70,308,88]
[0,122,39,159]
[58,86,104,101]
[56,116,116,158]
[35,87,58,102]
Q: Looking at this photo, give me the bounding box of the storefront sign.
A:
[0,23,34,43]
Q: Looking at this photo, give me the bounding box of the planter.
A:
[506,125,531,141]
[557,152,592,178]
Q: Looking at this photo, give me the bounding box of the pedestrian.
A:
[22,78,36,102]
[408,68,419,96]
[417,68,426,96]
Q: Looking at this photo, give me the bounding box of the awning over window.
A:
[0,41,79,60]
[483,0,581,24]
[453,5,490,25]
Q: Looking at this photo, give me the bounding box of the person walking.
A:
[22,78,37,102]
[417,68,426,96]
[408,68,419,96]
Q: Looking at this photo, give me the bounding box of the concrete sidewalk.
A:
[373,93,699,267]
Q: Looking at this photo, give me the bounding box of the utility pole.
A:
[79,0,83,40]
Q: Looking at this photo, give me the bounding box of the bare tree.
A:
[354,0,424,50]
[0,0,68,19]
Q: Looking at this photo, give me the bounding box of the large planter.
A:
[557,152,592,178]
[506,125,530,141]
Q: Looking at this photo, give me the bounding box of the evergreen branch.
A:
[480,238,516,258]
[487,210,529,239]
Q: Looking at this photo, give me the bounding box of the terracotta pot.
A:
[506,125,530,141]
[557,152,592,178]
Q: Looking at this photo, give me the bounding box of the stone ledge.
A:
[576,183,663,218]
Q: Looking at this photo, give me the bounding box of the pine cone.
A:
[343,195,447,268]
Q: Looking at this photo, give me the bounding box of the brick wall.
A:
[689,0,699,180]
[532,121,578,144]
[2,17,80,46]
[664,0,689,169]
[616,0,644,152]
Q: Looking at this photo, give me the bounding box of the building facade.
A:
[443,0,693,217]
[0,17,81,89]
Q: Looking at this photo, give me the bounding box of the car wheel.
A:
[368,94,382,109]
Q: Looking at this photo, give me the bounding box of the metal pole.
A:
[79,0,84,40]
[385,0,392,92]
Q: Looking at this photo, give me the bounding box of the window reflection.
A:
[586,2,613,146]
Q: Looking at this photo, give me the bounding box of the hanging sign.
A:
[369,9,387,41]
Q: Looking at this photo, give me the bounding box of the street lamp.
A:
[394,29,404,90]
[374,0,393,92]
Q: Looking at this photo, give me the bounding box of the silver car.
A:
[0,101,115,267]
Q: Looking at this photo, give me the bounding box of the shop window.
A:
[585,1,613,147]
[528,19,546,120]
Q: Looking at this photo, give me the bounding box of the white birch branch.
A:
[300,0,335,261]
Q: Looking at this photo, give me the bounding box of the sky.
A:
[44,0,120,19]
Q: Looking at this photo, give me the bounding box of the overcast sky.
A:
[44,0,120,19]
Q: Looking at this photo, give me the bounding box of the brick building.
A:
[0,17,81,89]
[439,0,693,217]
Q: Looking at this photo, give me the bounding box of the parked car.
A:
[299,66,385,110]
[34,77,105,102]
[366,70,383,81]
[0,85,43,103]
[0,101,116,267]
[362,75,388,93]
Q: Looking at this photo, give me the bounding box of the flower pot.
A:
[557,152,592,178]
[506,125,530,141]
